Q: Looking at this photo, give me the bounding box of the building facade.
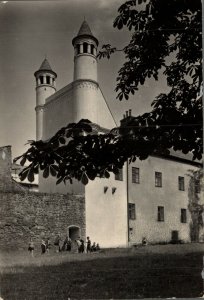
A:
[34,21,203,248]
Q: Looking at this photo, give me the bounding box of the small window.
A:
[181,208,187,223]
[178,176,185,191]
[91,44,95,55]
[115,168,123,181]
[39,76,44,84]
[83,42,88,53]
[157,206,164,222]
[195,179,201,193]
[76,44,80,55]
[155,172,162,187]
[128,203,136,220]
[46,76,50,84]
[132,167,140,184]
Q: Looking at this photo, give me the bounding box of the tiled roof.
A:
[72,20,98,46]
[39,58,53,71]
[77,20,93,37]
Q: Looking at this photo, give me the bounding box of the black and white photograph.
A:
[0,0,203,299]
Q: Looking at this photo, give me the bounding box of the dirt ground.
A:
[0,243,204,299]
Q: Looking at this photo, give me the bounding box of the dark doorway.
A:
[171,230,179,243]
[68,226,80,241]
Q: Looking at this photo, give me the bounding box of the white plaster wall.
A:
[128,156,200,244]
[72,81,98,123]
[85,171,128,248]
[72,82,116,129]
[74,55,97,82]
[43,88,73,140]
[38,172,85,195]
[36,107,44,141]
[36,85,55,107]
[95,87,116,129]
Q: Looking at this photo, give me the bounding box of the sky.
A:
[0,0,168,159]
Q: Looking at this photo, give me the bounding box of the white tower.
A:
[72,20,100,123]
[72,20,98,82]
[34,59,57,140]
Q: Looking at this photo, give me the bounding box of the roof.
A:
[39,58,53,71]
[77,20,93,37]
[72,20,98,46]
[34,58,57,77]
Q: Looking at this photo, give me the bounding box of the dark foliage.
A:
[15,0,203,185]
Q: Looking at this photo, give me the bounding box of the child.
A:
[79,239,85,253]
[86,236,91,253]
[28,238,34,257]
[41,239,46,254]
[96,243,100,251]
[45,238,51,253]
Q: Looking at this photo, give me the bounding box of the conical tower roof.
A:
[72,20,98,46]
[77,20,93,37]
[39,58,53,71]
[34,58,57,77]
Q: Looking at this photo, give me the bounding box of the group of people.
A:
[76,236,100,253]
[28,235,101,256]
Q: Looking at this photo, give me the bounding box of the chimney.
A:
[129,109,132,116]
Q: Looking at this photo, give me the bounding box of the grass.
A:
[0,243,204,299]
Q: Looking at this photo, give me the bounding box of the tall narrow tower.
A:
[72,20,98,82]
[72,20,99,122]
[34,59,57,140]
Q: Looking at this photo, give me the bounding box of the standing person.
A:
[45,238,51,253]
[28,238,34,257]
[86,236,91,253]
[41,239,46,254]
[76,237,82,253]
[79,239,85,253]
[54,234,60,252]
[67,237,72,252]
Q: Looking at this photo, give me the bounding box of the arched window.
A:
[39,76,44,84]
[83,42,88,53]
[91,44,95,55]
[46,76,50,84]
[76,44,80,55]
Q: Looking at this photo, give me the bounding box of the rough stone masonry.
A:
[0,146,85,250]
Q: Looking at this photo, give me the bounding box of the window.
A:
[46,76,50,84]
[178,176,185,191]
[181,208,187,223]
[132,167,140,184]
[157,206,164,222]
[91,44,95,55]
[128,203,136,220]
[195,179,201,193]
[155,172,162,187]
[115,168,123,181]
[39,76,44,84]
[83,42,88,53]
[76,44,80,55]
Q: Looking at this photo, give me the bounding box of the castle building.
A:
[34,21,203,247]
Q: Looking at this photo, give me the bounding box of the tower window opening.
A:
[46,76,50,84]
[91,44,95,55]
[76,44,80,55]
[83,42,88,53]
[39,76,44,84]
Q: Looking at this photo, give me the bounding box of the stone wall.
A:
[0,191,85,250]
[0,146,13,191]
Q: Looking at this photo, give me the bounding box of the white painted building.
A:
[34,21,203,247]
